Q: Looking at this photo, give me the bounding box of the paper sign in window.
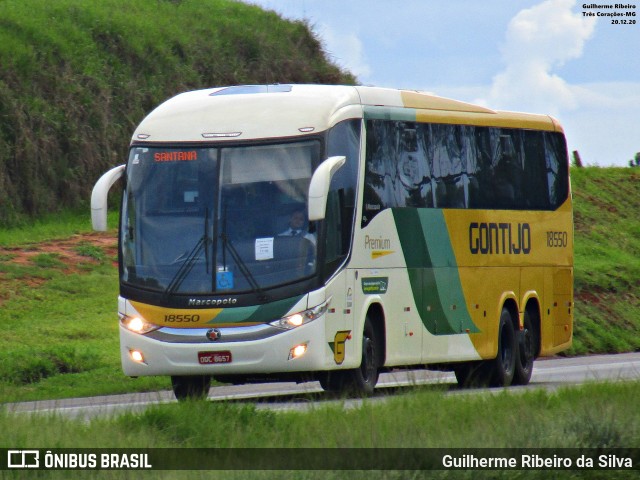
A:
[255,237,274,261]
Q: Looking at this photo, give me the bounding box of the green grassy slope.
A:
[0,231,168,401]
[0,0,355,226]
[570,167,640,354]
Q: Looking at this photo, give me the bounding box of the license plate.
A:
[198,351,232,365]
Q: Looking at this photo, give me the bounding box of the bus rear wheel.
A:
[455,308,516,388]
[513,311,535,385]
[489,308,516,387]
[171,375,211,401]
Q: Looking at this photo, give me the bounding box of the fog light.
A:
[289,343,307,360]
[130,350,145,363]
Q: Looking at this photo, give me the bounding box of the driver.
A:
[279,208,316,246]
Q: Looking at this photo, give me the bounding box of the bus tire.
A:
[347,315,380,396]
[513,311,535,385]
[489,308,516,387]
[171,375,211,401]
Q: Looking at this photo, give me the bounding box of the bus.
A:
[91,84,573,400]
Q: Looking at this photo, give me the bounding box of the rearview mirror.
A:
[91,165,125,231]
[307,156,346,221]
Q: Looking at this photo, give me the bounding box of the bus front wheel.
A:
[349,316,380,395]
[171,375,211,401]
[319,316,380,396]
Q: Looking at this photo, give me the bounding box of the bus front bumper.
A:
[119,317,330,377]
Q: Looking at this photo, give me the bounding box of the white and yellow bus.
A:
[92,85,573,400]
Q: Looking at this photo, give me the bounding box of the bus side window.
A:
[544,132,570,207]
[325,119,360,278]
[521,130,550,209]
[324,189,343,266]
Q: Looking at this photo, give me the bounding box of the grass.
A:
[569,167,640,354]
[145,382,635,449]
[0,210,167,401]
[1,382,638,478]
[74,242,108,261]
[0,255,167,401]
[0,209,119,247]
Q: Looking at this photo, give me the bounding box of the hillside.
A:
[570,167,640,354]
[0,0,355,226]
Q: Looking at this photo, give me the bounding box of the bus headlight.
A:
[120,314,160,334]
[270,300,329,330]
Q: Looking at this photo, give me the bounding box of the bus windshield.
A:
[121,141,321,294]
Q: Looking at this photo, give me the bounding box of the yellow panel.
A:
[400,91,496,114]
[415,108,557,131]
[553,268,573,295]
[458,266,520,359]
[520,267,544,324]
[130,301,223,328]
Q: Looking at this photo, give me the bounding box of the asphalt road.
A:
[5,352,640,420]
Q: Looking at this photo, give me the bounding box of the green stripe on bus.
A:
[393,208,479,335]
[363,105,416,122]
[209,295,304,324]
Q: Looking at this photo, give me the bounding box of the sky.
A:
[247,0,640,167]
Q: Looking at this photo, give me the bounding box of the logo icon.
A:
[329,331,351,365]
[206,328,222,341]
[8,450,39,469]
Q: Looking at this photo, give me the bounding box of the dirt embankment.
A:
[0,232,118,303]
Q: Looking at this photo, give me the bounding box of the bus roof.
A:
[132,84,562,143]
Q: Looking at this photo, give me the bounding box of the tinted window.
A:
[324,119,361,277]
[362,120,569,226]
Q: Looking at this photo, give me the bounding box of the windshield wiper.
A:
[165,208,211,295]
[219,232,262,294]
[219,203,265,299]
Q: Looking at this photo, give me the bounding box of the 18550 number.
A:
[164,314,200,323]
[546,231,568,248]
